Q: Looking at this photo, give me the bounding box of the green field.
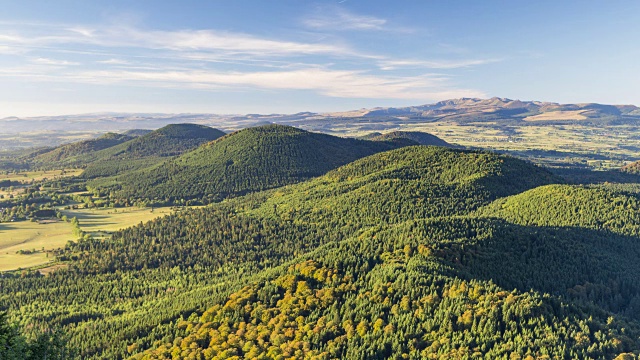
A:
[388,122,639,170]
[0,206,176,271]
[0,169,83,183]
[0,220,72,271]
[60,206,175,236]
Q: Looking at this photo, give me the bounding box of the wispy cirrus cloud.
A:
[378,58,503,70]
[32,57,80,66]
[0,20,494,104]
[96,58,129,65]
[2,66,485,100]
[0,24,355,57]
[303,7,387,31]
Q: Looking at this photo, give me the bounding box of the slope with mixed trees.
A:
[98,124,416,204]
[80,123,225,179]
[621,160,640,175]
[4,135,640,359]
[128,161,640,360]
[0,145,573,359]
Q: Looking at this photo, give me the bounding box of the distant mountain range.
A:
[3,97,640,134]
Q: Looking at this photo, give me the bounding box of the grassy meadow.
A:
[0,206,176,271]
[0,169,83,184]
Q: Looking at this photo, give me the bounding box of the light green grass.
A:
[0,169,83,183]
[1,206,176,271]
[0,220,72,271]
[60,206,174,234]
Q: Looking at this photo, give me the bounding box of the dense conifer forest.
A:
[92,124,413,204]
[2,125,640,359]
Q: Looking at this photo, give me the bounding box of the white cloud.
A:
[303,7,387,31]
[32,57,80,66]
[65,67,485,100]
[0,45,19,54]
[378,58,502,70]
[97,58,129,65]
[0,21,491,105]
[0,24,354,58]
[126,28,351,56]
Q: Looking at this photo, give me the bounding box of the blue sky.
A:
[0,0,638,117]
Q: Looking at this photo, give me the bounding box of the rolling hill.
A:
[0,145,568,359]
[478,184,640,236]
[81,123,226,179]
[126,152,640,359]
[30,132,134,166]
[105,124,415,203]
[5,136,640,359]
[122,129,152,137]
[360,130,455,147]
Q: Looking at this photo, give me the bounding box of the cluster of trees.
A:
[0,189,66,222]
[479,184,640,236]
[30,133,134,168]
[360,130,454,148]
[132,220,640,359]
[0,312,69,359]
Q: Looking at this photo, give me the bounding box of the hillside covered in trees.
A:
[2,127,640,359]
[96,124,414,203]
[29,132,135,167]
[80,124,226,178]
[361,130,455,148]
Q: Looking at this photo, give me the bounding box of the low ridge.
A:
[361,130,455,148]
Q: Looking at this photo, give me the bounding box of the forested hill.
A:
[122,129,152,137]
[6,143,640,359]
[0,145,566,359]
[109,146,640,359]
[80,123,225,178]
[361,130,455,148]
[478,184,640,236]
[30,132,134,166]
[105,124,413,203]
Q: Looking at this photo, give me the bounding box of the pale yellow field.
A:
[0,220,72,271]
[1,206,176,271]
[0,169,83,184]
[523,110,588,121]
[60,206,174,234]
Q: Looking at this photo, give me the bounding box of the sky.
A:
[0,0,639,117]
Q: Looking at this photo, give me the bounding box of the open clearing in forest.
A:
[0,169,83,183]
[0,206,176,271]
[59,206,175,234]
[0,220,72,271]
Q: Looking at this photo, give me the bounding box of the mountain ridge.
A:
[2,97,639,135]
